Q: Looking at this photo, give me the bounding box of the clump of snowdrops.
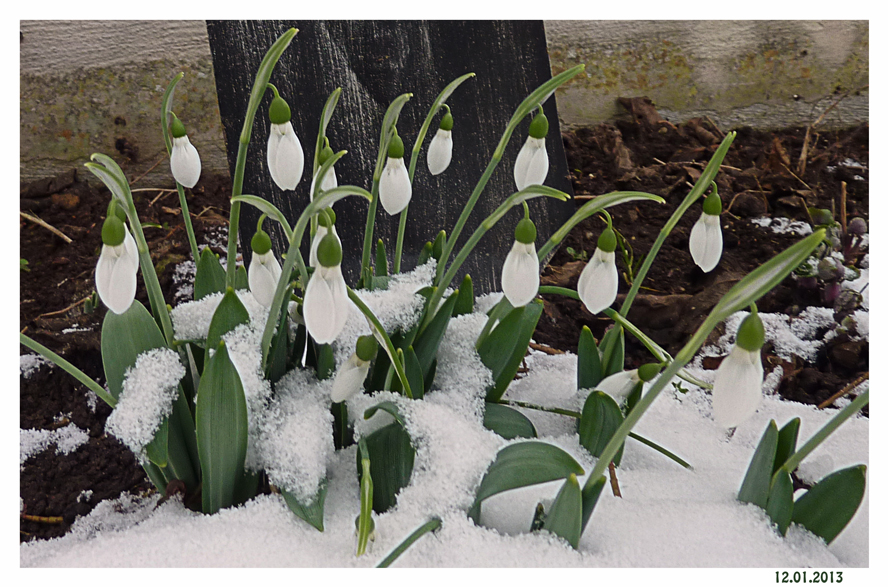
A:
[21,28,866,563]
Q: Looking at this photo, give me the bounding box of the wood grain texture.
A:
[207,20,574,292]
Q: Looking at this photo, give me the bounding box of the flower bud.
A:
[355,335,378,362]
[269,96,291,124]
[316,232,343,268]
[528,111,548,139]
[101,215,126,247]
[514,218,537,244]
[597,227,617,253]
[848,217,867,236]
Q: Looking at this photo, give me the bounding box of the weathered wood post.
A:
[207,20,574,291]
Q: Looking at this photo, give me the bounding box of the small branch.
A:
[20,211,72,243]
[528,342,564,355]
[129,157,165,186]
[839,181,848,235]
[817,371,868,410]
[34,294,93,320]
[607,461,622,497]
[20,514,65,524]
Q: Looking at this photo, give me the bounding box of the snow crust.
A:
[20,353,51,378]
[20,423,90,467]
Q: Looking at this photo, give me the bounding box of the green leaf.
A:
[580,474,607,533]
[358,422,415,514]
[478,300,543,402]
[542,474,583,549]
[376,517,442,568]
[160,72,184,155]
[143,417,169,468]
[234,265,249,290]
[469,441,584,523]
[196,343,249,514]
[792,465,866,544]
[142,461,168,493]
[766,468,794,536]
[194,247,227,301]
[313,87,342,174]
[578,391,625,466]
[391,346,425,400]
[774,417,801,474]
[101,300,168,402]
[233,195,293,240]
[483,403,537,440]
[375,239,388,277]
[413,291,459,378]
[453,274,474,316]
[600,324,624,377]
[265,294,292,384]
[315,342,336,380]
[577,326,602,390]
[363,401,407,427]
[373,93,413,180]
[282,480,328,532]
[356,440,375,556]
[738,420,779,509]
[204,288,250,365]
[162,386,199,492]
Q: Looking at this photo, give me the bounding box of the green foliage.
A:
[483,403,537,440]
[282,481,328,532]
[194,247,227,301]
[578,391,625,466]
[478,301,543,402]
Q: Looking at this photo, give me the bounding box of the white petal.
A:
[248,251,282,307]
[309,226,340,268]
[577,248,618,315]
[309,166,338,201]
[501,241,539,307]
[594,369,640,402]
[689,213,723,273]
[303,265,350,344]
[513,137,548,191]
[330,355,371,403]
[427,129,453,176]
[267,122,304,191]
[170,136,202,189]
[96,243,137,314]
[379,157,412,215]
[712,347,764,428]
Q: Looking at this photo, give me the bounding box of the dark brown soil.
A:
[19,101,868,543]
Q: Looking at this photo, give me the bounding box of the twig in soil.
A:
[129,157,165,186]
[20,211,73,244]
[839,181,848,235]
[528,342,564,355]
[608,461,622,497]
[574,195,595,200]
[33,294,93,320]
[817,371,869,410]
[705,115,725,139]
[719,164,742,172]
[652,157,667,166]
[20,514,65,524]
[779,163,814,192]
[141,188,175,206]
[797,85,868,176]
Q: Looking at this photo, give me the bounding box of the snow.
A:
[20,423,90,467]
[20,353,51,378]
[751,217,813,235]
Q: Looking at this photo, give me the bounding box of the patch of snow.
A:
[751,217,813,236]
[20,423,90,467]
[20,354,51,378]
[61,323,91,334]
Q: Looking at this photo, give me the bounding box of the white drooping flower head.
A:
[310,137,338,200]
[689,188,723,273]
[169,114,201,189]
[427,106,454,176]
[303,232,351,345]
[712,308,765,428]
[501,216,539,307]
[248,217,282,307]
[266,93,304,191]
[330,335,378,403]
[95,208,139,315]
[513,109,549,191]
[593,362,662,404]
[309,208,341,268]
[577,225,618,315]
[379,130,412,215]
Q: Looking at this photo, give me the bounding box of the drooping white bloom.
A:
[330,353,371,403]
[594,369,641,402]
[309,165,338,200]
[712,346,764,428]
[170,136,201,189]
[379,156,412,215]
[267,121,305,191]
[309,225,341,268]
[303,264,351,344]
[513,136,549,191]
[427,128,453,176]
[689,212,723,273]
[501,241,539,307]
[248,250,282,307]
[95,226,139,315]
[577,248,618,315]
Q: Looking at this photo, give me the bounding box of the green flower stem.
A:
[360,178,382,288]
[20,333,115,408]
[356,437,374,557]
[437,65,586,285]
[376,517,442,567]
[780,390,869,475]
[619,132,736,317]
[346,287,413,399]
[225,28,298,288]
[127,200,176,343]
[174,184,200,262]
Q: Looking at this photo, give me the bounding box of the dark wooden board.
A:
[206,20,574,291]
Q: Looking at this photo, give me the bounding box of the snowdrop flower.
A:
[426,107,453,175]
[501,216,539,307]
[379,130,412,215]
[248,217,282,307]
[95,209,139,315]
[331,336,378,403]
[689,187,723,273]
[594,362,661,404]
[303,232,351,344]
[310,138,338,200]
[169,114,201,189]
[513,109,549,191]
[712,307,765,428]
[577,226,618,315]
[266,92,304,191]
[309,208,341,268]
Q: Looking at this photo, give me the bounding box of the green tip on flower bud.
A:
[440,111,454,131]
[514,217,537,244]
[597,227,617,252]
[637,362,663,382]
[735,308,765,351]
[810,208,834,226]
[170,114,187,139]
[316,232,343,267]
[355,335,378,362]
[251,229,272,255]
[108,201,127,223]
[528,111,549,139]
[269,96,291,125]
[101,215,125,246]
[432,230,447,260]
[318,207,335,228]
[387,132,405,159]
[319,139,334,165]
[702,190,722,216]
